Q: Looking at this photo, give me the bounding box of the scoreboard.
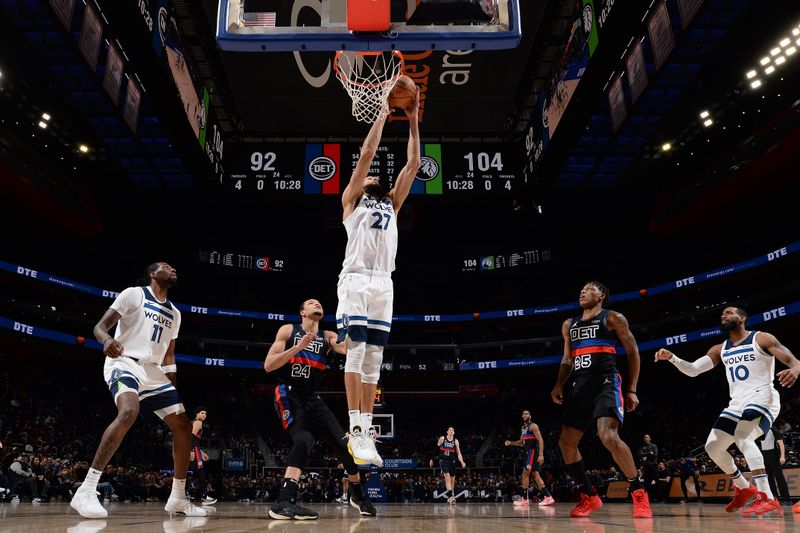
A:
[224,142,519,195]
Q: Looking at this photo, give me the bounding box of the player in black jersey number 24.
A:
[264,299,376,520]
[551,282,652,518]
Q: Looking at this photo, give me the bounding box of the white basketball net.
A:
[335,51,405,124]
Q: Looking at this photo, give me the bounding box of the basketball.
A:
[388,75,416,110]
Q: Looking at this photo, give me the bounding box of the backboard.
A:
[217,0,521,52]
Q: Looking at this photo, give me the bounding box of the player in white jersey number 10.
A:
[337,88,421,467]
[655,306,800,518]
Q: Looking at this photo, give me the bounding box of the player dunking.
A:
[504,410,554,507]
[70,262,205,519]
[337,89,421,466]
[265,299,376,520]
[432,426,466,504]
[655,306,800,517]
[551,282,652,518]
[191,407,216,505]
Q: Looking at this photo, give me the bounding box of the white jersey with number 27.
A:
[340,195,398,276]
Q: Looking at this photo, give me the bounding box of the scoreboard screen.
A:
[224,142,519,195]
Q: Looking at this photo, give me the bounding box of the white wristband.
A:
[161,364,177,374]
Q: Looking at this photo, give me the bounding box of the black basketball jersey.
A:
[439,436,457,461]
[569,309,618,376]
[522,423,538,453]
[274,325,330,390]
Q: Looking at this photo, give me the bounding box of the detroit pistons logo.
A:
[282,409,291,421]
[416,156,439,181]
[308,156,336,181]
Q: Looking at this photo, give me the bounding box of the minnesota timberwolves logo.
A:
[416,156,439,181]
[308,156,336,181]
[582,4,594,34]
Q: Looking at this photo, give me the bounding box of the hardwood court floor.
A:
[0,501,796,532]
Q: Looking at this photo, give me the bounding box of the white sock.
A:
[171,478,187,499]
[360,412,373,432]
[752,474,774,499]
[730,470,749,489]
[349,410,361,433]
[81,468,102,491]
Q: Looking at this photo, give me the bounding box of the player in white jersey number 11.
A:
[655,306,800,518]
[336,87,421,467]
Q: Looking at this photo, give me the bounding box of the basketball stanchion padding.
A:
[347,0,391,31]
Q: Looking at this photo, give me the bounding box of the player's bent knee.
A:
[344,342,366,374]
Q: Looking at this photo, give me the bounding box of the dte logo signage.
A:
[14,322,34,335]
[763,307,787,321]
[205,358,225,366]
[768,247,788,261]
[676,277,695,287]
[424,315,441,321]
[102,290,120,299]
[191,306,208,314]
[477,361,497,369]
[16,267,37,278]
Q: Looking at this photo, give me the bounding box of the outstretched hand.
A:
[777,367,800,387]
[654,348,674,362]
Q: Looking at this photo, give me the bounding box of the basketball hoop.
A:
[334,50,405,124]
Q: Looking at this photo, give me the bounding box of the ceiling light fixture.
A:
[41,112,51,121]
[780,38,791,47]
[760,56,771,65]
[787,46,797,56]
[765,65,776,74]
[750,79,762,88]
[661,143,671,151]
[703,119,713,127]
[771,47,781,56]
[37,121,47,129]
[78,144,89,153]
[775,55,786,65]
[699,110,710,119]
[746,70,757,79]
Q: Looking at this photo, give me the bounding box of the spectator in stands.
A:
[656,462,671,502]
[9,454,40,502]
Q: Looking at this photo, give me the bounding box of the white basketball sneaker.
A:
[347,431,375,465]
[165,496,208,517]
[365,428,383,468]
[70,489,108,519]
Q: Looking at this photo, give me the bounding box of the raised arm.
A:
[606,311,640,412]
[342,115,388,217]
[264,325,314,372]
[551,318,574,405]
[94,308,124,357]
[388,88,421,213]
[759,332,800,387]
[655,344,722,377]
[437,436,445,446]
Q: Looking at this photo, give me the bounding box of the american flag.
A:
[243,11,276,27]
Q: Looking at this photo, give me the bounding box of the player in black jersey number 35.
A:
[551,282,652,518]
[264,299,376,520]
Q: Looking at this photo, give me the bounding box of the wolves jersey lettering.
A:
[721,331,775,400]
[109,286,181,365]
[340,195,398,275]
